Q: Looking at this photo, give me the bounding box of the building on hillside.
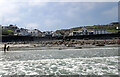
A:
[93,29,108,34]
[116,26,120,30]
[64,31,71,36]
[81,27,88,35]
[69,27,110,36]
[69,31,82,36]
[2,26,9,30]
[28,29,42,36]
[14,28,30,36]
[2,25,18,31]
[88,31,94,35]
[108,22,119,26]
[9,25,18,31]
[52,32,62,37]
[42,31,53,37]
[69,27,89,36]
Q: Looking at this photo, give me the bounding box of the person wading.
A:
[7,46,10,51]
[4,44,7,53]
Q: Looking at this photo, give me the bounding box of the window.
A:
[17,30,20,32]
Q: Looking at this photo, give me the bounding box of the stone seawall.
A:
[2,36,58,42]
[2,33,120,42]
[65,33,120,40]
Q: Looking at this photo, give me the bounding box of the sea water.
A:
[0,47,119,75]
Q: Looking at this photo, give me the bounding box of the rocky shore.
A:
[0,39,120,51]
[40,39,120,47]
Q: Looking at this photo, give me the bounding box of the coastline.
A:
[0,39,120,51]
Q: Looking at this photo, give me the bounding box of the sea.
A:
[0,46,119,76]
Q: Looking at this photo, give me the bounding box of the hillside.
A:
[56,22,119,34]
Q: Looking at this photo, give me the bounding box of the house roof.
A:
[2,26,9,27]
[9,25,18,27]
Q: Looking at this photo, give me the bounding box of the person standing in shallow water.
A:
[7,46,10,51]
[4,44,7,53]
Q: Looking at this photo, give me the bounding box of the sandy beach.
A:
[0,39,120,51]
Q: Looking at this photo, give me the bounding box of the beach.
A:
[0,39,120,51]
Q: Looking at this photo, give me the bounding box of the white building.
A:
[69,27,109,36]
[93,29,108,34]
[42,31,53,37]
[69,27,89,36]
[116,27,120,30]
[2,25,18,31]
[28,29,42,36]
[2,26,9,30]
[88,31,94,35]
[52,32,62,37]
[69,31,82,36]
[82,27,88,35]
[14,28,30,36]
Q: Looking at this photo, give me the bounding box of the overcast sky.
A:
[0,0,119,31]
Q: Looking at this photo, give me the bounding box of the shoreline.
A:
[0,39,120,51]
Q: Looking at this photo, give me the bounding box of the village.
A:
[1,22,119,37]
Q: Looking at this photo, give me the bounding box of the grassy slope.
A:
[56,24,119,33]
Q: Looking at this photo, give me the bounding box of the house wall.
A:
[28,30,42,37]
[15,29,30,36]
[2,26,9,30]
[94,29,108,34]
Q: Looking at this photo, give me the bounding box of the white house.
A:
[88,31,94,35]
[14,28,30,36]
[52,32,62,37]
[42,31,53,37]
[69,27,89,36]
[69,27,110,36]
[28,29,42,36]
[93,29,108,34]
[2,26,9,30]
[69,31,83,36]
[116,26,120,30]
[108,22,119,26]
[2,25,18,31]
[82,27,88,35]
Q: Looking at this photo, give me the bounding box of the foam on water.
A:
[0,47,119,75]
[0,56,119,75]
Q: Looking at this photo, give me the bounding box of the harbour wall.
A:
[2,33,120,42]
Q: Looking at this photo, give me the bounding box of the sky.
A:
[0,0,119,31]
